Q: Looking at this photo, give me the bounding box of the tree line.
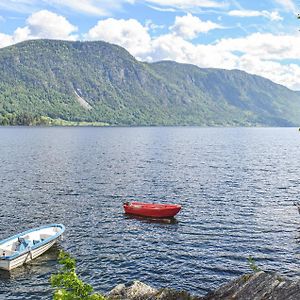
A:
[0,113,51,126]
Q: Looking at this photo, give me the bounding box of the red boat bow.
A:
[123,201,181,218]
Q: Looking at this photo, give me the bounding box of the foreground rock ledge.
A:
[107,280,200,300]
[107,271,300,300]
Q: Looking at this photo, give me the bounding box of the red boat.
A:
[123,201,181,218]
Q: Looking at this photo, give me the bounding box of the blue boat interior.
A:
[0,224,65,260]
[15,237,44,252]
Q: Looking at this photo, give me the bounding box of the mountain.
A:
[0,39,299,126]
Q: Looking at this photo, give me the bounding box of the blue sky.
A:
[0,0,300,89]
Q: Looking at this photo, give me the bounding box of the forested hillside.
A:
[0,39,299,126]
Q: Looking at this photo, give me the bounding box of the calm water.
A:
[1,127,300,299]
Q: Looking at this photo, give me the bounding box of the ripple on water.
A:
[1,127,300,299]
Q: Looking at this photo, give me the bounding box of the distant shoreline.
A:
[0,123,298,128]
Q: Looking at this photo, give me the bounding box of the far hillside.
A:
[0,39,300,126]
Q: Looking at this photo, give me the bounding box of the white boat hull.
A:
[0,224,65,271]
[0,240,56,271]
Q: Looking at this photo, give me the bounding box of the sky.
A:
[0,0,300,90]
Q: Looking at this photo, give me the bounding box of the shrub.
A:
[51,250,106,300]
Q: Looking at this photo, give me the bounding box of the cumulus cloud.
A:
[83,15,300,89]
[228,10,283,21]
[26,10,78,39]
[150,34,196,62]
[89,17,298,90]
[237,54,300,90]
[215,33,300,60]
[0,10,78,48]
[0,11,299,90]
[170,13,222,39]
[149,30,300,89]
[0,33,13,48]
[85,18,151,58]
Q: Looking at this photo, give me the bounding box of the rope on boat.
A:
[25,247,33,262]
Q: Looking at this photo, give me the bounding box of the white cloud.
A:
[43,0,136,16]
[0,0,36,14]
[150,33,197,62]
[145,32,300,89]
[0,0,228,15]
[145,19,164,31]
[215,33,300,60]
[228,10,283,21]
[0,33,13,48]
[0,11,300,91]
[45,0,108,16]
[13,26,31,42]
[0,10,78,48]
[0,0,134,16]
[85,18,151,58]
[274,0,296,12]
[144,0,227,9]
[147,5,177,12]
[147,33,238,67]
[170,13,222,39]
[237,54,300,90]
[80,13,300,87]
[26,10,78,39]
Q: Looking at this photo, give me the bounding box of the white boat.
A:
[0,224,65,271]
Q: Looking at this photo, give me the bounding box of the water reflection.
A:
[0,244,60,280]
[124,214,179,225]
[1,127,300,298]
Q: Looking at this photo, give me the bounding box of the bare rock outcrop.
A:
[107,271,300,300]
[107,280,200,300]
[203,271,300,300]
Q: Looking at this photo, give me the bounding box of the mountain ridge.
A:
[0,39,299,126]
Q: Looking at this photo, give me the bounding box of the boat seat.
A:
[40,234,51,240]
[0,248,16,256]
[15,237,33,252]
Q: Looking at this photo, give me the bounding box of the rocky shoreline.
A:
[106,271,300,300]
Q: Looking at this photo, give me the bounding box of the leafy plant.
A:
[247,256,261,273]
[51,250,106,300]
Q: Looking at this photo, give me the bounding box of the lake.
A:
[0,127,300,299]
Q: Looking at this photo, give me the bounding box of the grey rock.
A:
[107,271,300,300]
[107,281,199,300]
[107,280,158,300]
[155,288,202,300]
[203,271,300,300]
[107,283,127,299]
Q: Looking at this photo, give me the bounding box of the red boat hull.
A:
[123,202,181,218]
